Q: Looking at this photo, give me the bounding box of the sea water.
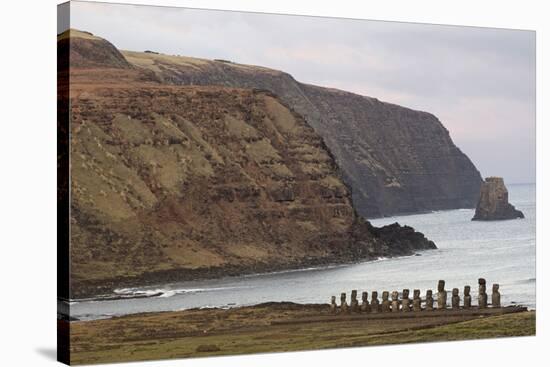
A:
[70,183,535,321]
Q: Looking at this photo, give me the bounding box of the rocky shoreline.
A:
[70,241,432,300]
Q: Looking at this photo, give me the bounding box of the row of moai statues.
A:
[330,278,501,314]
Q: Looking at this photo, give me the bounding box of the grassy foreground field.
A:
[68,303,535,365]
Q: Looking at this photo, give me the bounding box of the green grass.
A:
[69,306,535,365]
[364,311,535,346]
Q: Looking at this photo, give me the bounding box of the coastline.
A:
[69,251,426,300]
[66,186,535,323]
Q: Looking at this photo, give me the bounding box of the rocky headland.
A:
[472,177,524,221]
[120,47,483,217]
[59,30,437,299]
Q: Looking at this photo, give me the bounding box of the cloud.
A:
[70,1,536,183]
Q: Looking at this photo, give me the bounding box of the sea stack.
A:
[472,177,524,221]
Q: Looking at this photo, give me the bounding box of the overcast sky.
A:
[69,1,536,184]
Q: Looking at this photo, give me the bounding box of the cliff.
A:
[59,30,435,298]
[120,49,483,217]
[472,177,524,221]
[58,29,132,69]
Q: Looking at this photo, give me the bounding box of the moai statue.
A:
[492,284,501,308]
[381,291,391,313]
[361,291,371,313]
[463,286,472,309]
[391,291,400,312]
[350,290,359,312]
[340,292,349,313]
[370,291,380,313]
[451,288,460,310]
[412,289,422,312]
[330,296,337,314]
[437,280,447,310]
[425,290,434,311]
[478,278,488,309]
[402,289,411,312]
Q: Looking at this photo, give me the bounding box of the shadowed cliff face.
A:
[59,30,436,297]
[120,49,483,218]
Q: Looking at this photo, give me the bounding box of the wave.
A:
[114,288,165,296]
[239,265,337,279]
[515,278,536,285]
[159,290,176,298]
[111,285,253,300]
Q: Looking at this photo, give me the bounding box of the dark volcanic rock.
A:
[365,221,437,256]
[472,177,524,221]
[119,48,483,218]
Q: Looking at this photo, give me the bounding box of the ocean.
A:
[69,183,535,321]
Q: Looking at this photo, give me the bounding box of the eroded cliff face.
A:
[472,177,524,221]
[121,50,483,217]
[60,31,435,297]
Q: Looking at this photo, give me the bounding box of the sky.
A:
[69,1,536,184]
